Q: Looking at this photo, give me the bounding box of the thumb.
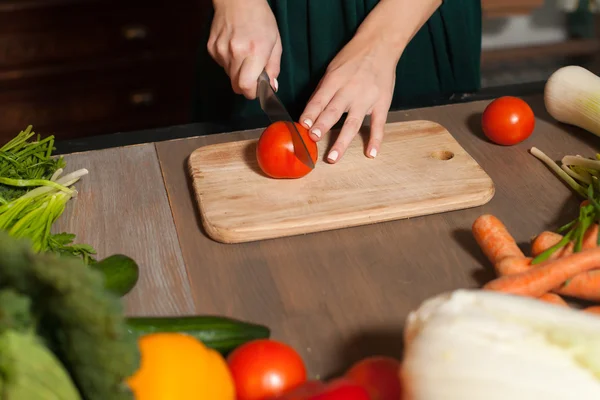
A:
[265,36,282,91]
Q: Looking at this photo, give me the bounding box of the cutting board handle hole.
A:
[431,150,454,161]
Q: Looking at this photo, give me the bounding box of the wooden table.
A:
[52,93,600,378]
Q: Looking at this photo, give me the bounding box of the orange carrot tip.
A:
[472,214,524,266]
[538,293,569,307]
[583,306,600,315]
[531,231,563,257]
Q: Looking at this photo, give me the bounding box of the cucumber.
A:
[125,316,271,355]
[91,254,139,297]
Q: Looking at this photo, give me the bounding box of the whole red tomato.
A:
[481,96,535,146]
[344,356,402,400]
[227,339,307,400]
[271,378,369,400]
[256,121,319,179]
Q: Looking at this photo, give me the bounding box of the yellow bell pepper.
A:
[126,333,235,400]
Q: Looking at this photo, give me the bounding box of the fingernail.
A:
[274,78,279,92]
[311,128,321,138]
[328,150,339,162]
[369,148,377,158]
[303,119,313,128]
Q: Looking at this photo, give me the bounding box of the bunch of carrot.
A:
[472,212,600,314]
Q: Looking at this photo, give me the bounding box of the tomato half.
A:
[344,356,402,400]
[226,339,307,400]
[481,96,535,146]
[256,121,319,179]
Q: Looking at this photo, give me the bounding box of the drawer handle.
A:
[122,24,149,41]
[130,90,155,106]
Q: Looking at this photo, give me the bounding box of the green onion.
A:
[0,126,95,264]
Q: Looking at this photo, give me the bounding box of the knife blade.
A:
[257,69,315,170]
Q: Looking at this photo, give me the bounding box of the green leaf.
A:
[48,233,76,247]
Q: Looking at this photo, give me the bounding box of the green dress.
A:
[192,0,482,125]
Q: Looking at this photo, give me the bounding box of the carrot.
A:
[472,215,524,270]
[557,269,600,301]
[483,247,600,297]
[494,255,600,301]
[576,224,597,252]
[538,293,569,307]
[531,231,563,257]
[532,225,598,258]
[526,225,600,301]
[494,256,531,275]
[581,200,591,208]
[583,306,600,315]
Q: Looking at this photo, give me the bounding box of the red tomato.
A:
[271,378,369,400]
[269,380,326,399]
[481,96,535,146]
[227,339,307,400]
[256,121,319,179]
[344,356,402,400]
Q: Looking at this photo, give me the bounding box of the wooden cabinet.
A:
[482,0,545,18]
[0,0,210,143]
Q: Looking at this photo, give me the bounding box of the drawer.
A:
[0,0,208,70]
[0,55,196,142]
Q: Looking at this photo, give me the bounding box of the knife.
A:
[257,69,315,170]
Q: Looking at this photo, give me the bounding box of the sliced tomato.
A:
[256,121,319,179]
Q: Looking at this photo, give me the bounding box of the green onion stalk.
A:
[0,170,87,252]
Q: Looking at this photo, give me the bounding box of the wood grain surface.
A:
[52,144,196,317]
[156,94,599,377]
[189,120,495,243]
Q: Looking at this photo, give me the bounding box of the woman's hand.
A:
[299,38,398,163]
[300,0,442,163]
[208,0,281,99]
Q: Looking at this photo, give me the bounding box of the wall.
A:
[482,0,567,49]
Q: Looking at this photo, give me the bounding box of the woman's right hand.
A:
[208,0,282,99]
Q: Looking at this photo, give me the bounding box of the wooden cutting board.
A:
[188,120,494,244]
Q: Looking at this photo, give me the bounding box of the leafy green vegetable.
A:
[48,233,97,265]
[0,125,65,203]
[0,126,97,264]
[0,231,140,400]
[0,329,82,400]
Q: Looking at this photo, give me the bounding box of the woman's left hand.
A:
[299,36,399,163]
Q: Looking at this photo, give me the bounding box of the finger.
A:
[208,35,228,69]
[299,77,338,137]
[237,49,271,99]
[265,36,282,91]
[309,90,350,145]
[326,106,369,164]
[228,56,246,95]
[366,105,388,159]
